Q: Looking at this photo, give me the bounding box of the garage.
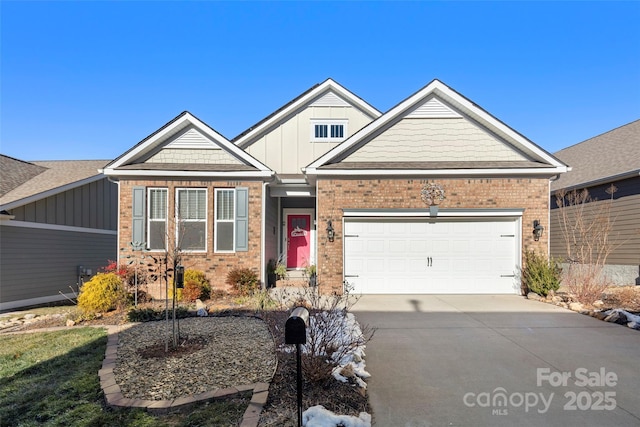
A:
[343,215,521,294]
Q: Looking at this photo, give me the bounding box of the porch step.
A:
[276,269,309,287]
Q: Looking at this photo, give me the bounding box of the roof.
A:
[551,119,640,191]
[0,158,110,209]
[0,155,48,197]
[306,79,567,177]
[232,78,381,148]
[103,111,273,178]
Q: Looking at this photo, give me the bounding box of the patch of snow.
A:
[604,309,640,330]
[303,405,371,427]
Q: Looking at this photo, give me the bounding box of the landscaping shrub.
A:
[77,273,128,315]
[168,269,210,302]
[226,268,259,296]
[101,259,147,288]
[521,250,562,297]
[127,306,189,322]
[183,269,211,301]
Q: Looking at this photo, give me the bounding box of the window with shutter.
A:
[215,188,235,252]
[147,188,167,251]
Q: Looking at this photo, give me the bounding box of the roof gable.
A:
[103,112,272,178]
[233,78,381,149]
[551,119,640,191]
[306,80,567,176]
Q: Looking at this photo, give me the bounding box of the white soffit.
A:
[406,97,462,118]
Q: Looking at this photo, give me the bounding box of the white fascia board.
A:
[235,79,381,148]
[110,113,272,172]
[432,85,566,168]
[0,174,105,211]
[308,79,567,170]
[102,168,274,178]
[308,81,444,169]
[343,208,524,217]
[306,166,567,177]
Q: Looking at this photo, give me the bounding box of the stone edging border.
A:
[99,325,270,427]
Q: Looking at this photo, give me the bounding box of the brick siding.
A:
[316,178,550,293]
[119,179,263,293]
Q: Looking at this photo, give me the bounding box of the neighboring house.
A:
[550,119,640,285]
[0,155,117,310]
[103,78,567,295]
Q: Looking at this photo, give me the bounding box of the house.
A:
[0,155,118,310]
[550,119,640,285]
[103,79,567,295]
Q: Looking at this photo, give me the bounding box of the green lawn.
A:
[0,328,249,427]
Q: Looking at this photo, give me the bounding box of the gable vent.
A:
[166,128,220,149]
[310,91,351,107]
[406,97,462,118]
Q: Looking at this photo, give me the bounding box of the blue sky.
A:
[1,1,639,161]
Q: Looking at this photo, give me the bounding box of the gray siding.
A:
[9,178,117,230]
[550,178,640,267]
[0,225,116,305]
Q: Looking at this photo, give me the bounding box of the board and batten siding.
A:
[0,225,117,309]
[343,118,530,163]
[244,105,374,174]
[8,178,117,230]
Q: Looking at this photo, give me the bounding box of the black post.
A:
[296,342,303,427]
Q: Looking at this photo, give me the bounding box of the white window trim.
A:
[310,119,348,142]
[147,187,168,252]
[214,188,236,253]
[175,188,208,253]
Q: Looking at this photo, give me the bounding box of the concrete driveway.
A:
[352,295,640,427]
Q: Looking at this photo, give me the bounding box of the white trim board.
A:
[105,112,272,173]
[1,220,118,235]
[307,80,568,173]
[0,294,70,312]
[342,208,524,218]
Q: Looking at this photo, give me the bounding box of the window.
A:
[147,188,167,250]
[176,188,207,251]
[310,119,348,142]
[215,189,235,252]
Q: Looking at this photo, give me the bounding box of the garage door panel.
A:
[345,218,519,294]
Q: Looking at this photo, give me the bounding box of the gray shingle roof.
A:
[0,158,110,207]
[0,155,48,197]
[551,119,640,191]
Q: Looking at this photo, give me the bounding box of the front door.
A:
[287,214,311,268]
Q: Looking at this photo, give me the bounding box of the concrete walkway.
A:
[353,295,640,427]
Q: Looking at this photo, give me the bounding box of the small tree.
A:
[554,186,618,305]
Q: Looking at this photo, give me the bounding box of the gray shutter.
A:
[132,186,146,247]
[235,187,249,251]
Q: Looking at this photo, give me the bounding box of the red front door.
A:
[287,214,311,268]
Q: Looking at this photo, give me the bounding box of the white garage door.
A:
[344,218,520,294]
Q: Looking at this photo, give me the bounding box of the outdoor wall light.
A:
[533,220,544,241]
[326,220,335,242]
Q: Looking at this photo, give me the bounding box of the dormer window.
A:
[311,119,348,142]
